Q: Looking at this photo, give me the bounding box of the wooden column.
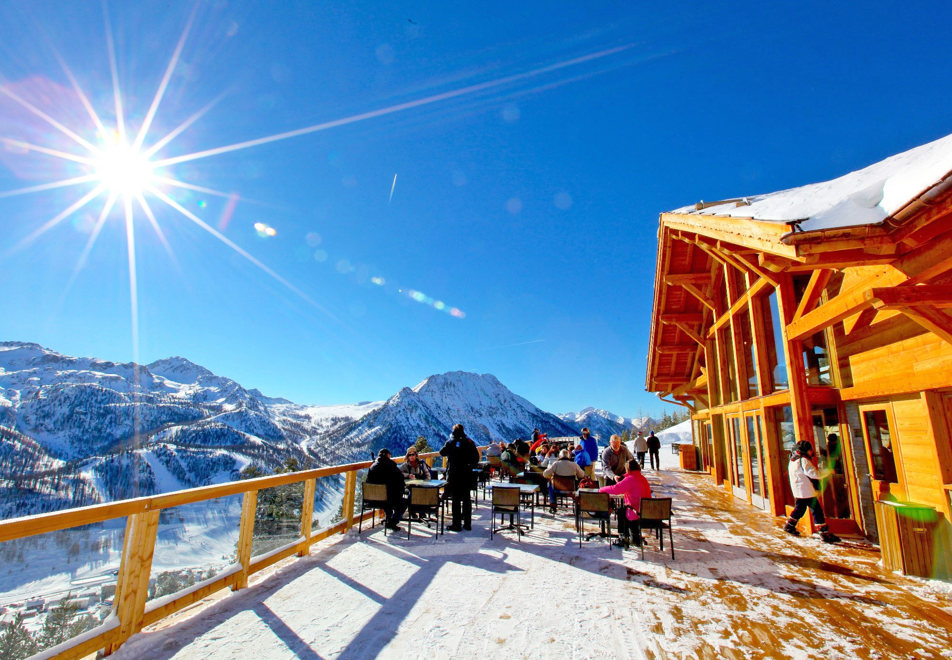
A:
[104,509,160,654]
[777,275,815,449]
[342,470,357,532]
[298,478,317,557]
[233,490,257,591]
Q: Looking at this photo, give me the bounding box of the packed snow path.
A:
[115,462,952,659]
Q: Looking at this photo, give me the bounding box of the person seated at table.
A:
[540,445,559,468]
[599,459,652,548]
[366,448,407,531]
[400,447,432,480]
[485,441,503,460]
[500,440,526,478]
[601,434,635,486]
[543,449,585,512]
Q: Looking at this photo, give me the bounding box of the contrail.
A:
[389,173,397,204]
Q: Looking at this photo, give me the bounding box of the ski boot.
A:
[818,525,841,544]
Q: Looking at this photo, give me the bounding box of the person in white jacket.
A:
[784,441,840,543]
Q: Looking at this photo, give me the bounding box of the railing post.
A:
[234,490,257,590]
[342,470,357,532]
[104,509,160,655]
[298,478,316,557]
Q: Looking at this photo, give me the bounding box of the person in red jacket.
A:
[600,459,652,547]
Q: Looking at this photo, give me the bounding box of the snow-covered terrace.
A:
[113,450,952,659]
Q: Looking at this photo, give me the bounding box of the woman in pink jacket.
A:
[600,459,652,547]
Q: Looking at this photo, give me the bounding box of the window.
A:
[773,406,796,506]
[719,326,737,403]
[737,307,758,398]
[863,409,898,483]
[765,291,788,391]
[803,330,832,386]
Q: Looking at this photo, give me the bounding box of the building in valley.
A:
[646,132,952,578]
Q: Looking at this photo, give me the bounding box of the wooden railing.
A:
[0,450,455,659]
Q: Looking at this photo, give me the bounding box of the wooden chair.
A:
[549,475,576,512]
[638,497,674,559]
[358,483,390,536]
[576,491,612,547]
[407,486,443,538]
[490,485,522,540]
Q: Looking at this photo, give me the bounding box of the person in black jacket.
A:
[440,424,479,531]
[646,431,662,470]
[366,448,406,531]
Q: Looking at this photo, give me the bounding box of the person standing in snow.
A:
[601,435,634,486]
[440,424,479,531]
[580,428,598,477]
[366,448,407,531]
[784,440,840,543]
[600,458,652,548]
[632,431,648,468]
[646,431,661,470]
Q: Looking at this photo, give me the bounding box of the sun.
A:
[92,131,157,200]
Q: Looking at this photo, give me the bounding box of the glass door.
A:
[745,412,768,510]
[729,415,747,500]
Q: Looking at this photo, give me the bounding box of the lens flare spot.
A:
[450,308,465,318]
[198,200,207,209]
[305,232,322,247]
[313,249,328,262]
[433,300,445,310]
[336,258,354,274]
[371,276,386,286]
[254,221,276,237]
[506,197,522,214]
[554,191,573,210]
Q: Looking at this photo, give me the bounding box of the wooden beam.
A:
[655,344,698,354]
[661,312,704,324]
[681,282,717,312]
[234,490,257,591]
[672,321,704,346]
[899,307,952,346]
[792,269,833,323]
[785,267,907,341]
[717,243,781,286]
[664,272,710,285]
[661,212,800,258]
[868,284,952,309]
[298,478,317,557]
[106,510,160,654]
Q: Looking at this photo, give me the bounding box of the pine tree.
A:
[38,594,95,649]
[0,612,39,658]
[412,436,433,454]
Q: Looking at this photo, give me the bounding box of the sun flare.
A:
[92,133,157,200]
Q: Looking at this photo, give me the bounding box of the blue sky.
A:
[2,1,951,418]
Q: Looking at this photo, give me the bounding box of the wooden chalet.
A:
[646,133,952,578]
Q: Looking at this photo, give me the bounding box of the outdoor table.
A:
[405,479,447,489]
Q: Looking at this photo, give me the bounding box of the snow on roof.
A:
[673,132,952,232]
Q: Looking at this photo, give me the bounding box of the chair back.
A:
[551,475,576,493]
[492,486,520,507]
[578,491,610,513]
[363,482,388,503]
[640,497,672,521]
[410,486,439,507]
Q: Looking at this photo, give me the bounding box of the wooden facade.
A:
[646,140,952,578]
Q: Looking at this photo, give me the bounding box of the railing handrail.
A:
[1,447,472,659]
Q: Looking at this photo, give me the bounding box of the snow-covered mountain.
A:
[0,342,599,520]
[0,342,359,519]
[558,407,656,441]
[329,371,579,457]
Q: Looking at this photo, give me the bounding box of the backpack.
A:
[578,476,597,489]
